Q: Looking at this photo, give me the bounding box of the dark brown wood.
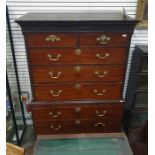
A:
[80,32,131,46]
[15,12,139,32]
[36,132,128,139]
[31,103,123,121]
[26,33,78,47]
[34,119,122,135]
[15,12,132,22]
[31,65,124,83]
[33,83,122,101]
[28,47,126,65]
[15,12,139,135]
[30,100,125,106]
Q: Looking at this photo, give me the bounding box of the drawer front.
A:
[80,32,131,46]
[31,65,124,83]
[33,83,121,101]
[34,119,122,134]
[26,33,77,47]
[29,47,126,65]
[31,103,123,121]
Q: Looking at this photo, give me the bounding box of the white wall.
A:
[6,0,148,122]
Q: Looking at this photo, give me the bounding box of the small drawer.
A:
[34,119,122,135]
[31,65,124,83]
[26,33,77,47]
[31,103,123,121]
[34,121,72,135]
[33,83,122,101]
[29,47,126,65]
[80,32,130,46]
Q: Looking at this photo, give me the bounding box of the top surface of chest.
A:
[16,12,138,32]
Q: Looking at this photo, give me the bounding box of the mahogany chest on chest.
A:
[16,12,138,135]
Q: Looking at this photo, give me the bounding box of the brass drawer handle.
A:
[50,125,62,130]
[75,84,81,90]
[75,107,81,112]
[122,34,127,38]
[95,110,107,117]
[47,54,61,61]
[49,112,61,118]
[96,34,111,44]
[96,53,110,59]
[94,123,106,127]
[49,71,62,79]
[93,89,106,96]
[94,71,108,78]
[75,120,81,125]
[75,66,81,72]
[75,49,82,55]
[50,90,62,97]
[45,35,61,42]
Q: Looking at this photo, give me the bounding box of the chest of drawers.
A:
[16,12,138,135]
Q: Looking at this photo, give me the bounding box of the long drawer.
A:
[33,83,122,101]
[31,65,124,83]
[31,103,123,121]
[26,33,78,47]
[34,119,122,135]
[29,47,126,65]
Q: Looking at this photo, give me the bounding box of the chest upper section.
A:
[16,12,139,33]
